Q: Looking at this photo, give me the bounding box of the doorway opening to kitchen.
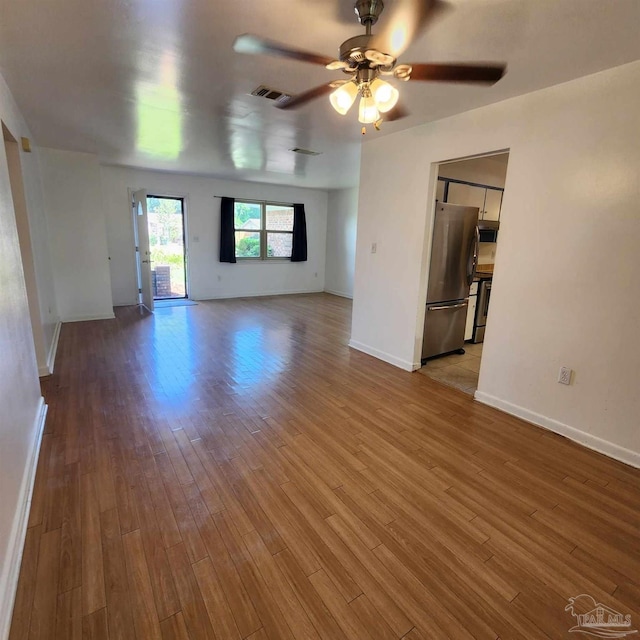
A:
[419,151,509,395]
[3,123,49,374]
[147,195,188,300]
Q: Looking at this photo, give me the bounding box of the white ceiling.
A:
[1,0,639,189]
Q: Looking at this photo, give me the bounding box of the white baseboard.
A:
[38,321,61,377]
[193,288,325,301]
[324,288,353,299]
[474,391,640,469]
[62,312,115,323]
[348,339,420,372]
[0,397,48,640]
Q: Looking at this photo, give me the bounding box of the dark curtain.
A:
[219,197,236,263]
[291,203,307,262]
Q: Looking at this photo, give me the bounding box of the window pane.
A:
[235,231,261,258]
[234,202,261,230]
[267,232,292,258]
[266,205,294,231]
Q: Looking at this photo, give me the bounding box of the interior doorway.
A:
[147,195,188,300]
[3,123,48,372]
[419,151,509,395]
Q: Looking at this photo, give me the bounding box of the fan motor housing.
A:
[339,35,373,64]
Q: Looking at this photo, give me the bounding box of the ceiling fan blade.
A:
[407,62,506,84]
[275,83,336,110]
[369,0,449,59]
[233,34,334,66]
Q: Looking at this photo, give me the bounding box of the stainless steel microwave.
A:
[478,219,499,243]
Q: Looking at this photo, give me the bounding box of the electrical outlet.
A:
[558,366,572,385]
[371,242,377,254]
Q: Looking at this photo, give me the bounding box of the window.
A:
[234,201,294,259]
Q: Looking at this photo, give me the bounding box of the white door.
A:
[133,189,154,312]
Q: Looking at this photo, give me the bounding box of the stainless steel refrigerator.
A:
[422,202,479,361]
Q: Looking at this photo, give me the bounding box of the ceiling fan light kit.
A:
[233,0,506,133]
[329,81,359,115]
[329,76,398,123]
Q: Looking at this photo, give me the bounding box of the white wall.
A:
[101,166,328,305]
[325,187,359,298]
[39,149,114,321]
[352,60,640,466]
[0,73,49,639]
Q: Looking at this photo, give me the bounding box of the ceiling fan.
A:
[233,0,506,133]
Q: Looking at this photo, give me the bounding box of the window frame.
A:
[233,199,295,261]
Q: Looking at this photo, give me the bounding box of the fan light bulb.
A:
[329,82,358,115]
[358,94,380,124]
[370,78,399,113]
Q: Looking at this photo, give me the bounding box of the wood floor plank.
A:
[8,525,42,640]
[214,509,295,640]
[100,508,134,640]
[274,549,348,640]
[59,462,81,594]
[122,530,163,640]
[27,435,52,529]
[279,480,364,603]
[192,557,242,640]
[165,543,217,640]
[160,612,190,640]
[54,587,82,640]
[349,593,398,640]
[308,569,375,640]
[182,483,263,638]
[242,528,320,640]
[28,528,60,640]
[130,470,181,621]
[80,472,106,615]
[9,294,640,640]
[155,452,208,564]
[81,607,108,640]
[107,438,139,535]
[43,436,65,532]
[139,453,183,550]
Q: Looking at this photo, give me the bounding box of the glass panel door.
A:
[147,196,187,299]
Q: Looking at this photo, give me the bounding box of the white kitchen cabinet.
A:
[483,189,503,221]
[444,181,504,221]
[447,182,486,214]
[465,282,478,341]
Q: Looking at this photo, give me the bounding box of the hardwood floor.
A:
[10,293,640,639]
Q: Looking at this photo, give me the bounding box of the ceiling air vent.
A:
[251,85,292,105]
[290,148,322,156]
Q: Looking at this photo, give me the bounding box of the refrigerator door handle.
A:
[467,226,479,286]
[428,302,468,311]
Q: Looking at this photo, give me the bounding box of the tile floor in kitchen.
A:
[418,342,483,395]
